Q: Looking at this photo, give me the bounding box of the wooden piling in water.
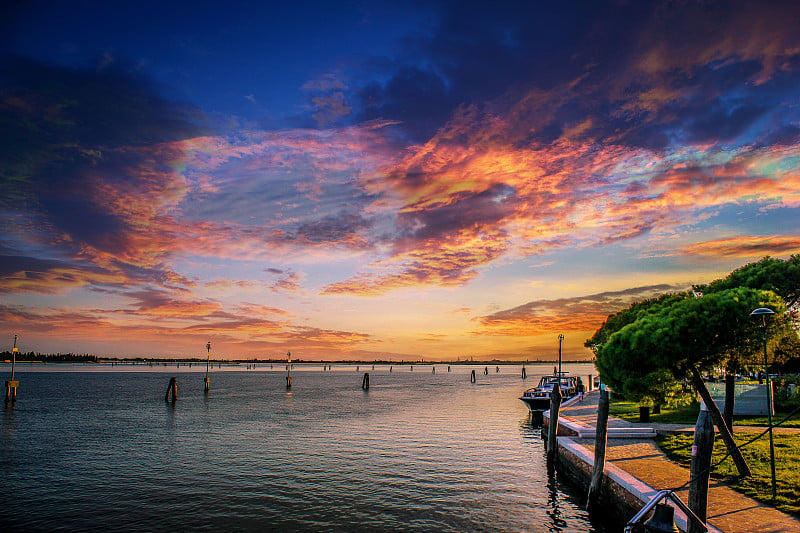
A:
[286,350,292,389]
[688,401,715,533]
[586,387,609,512]
[470,369,476,383]
[521,366,527,379]
[5,335,19,403]
[165,377,177,402]
[546,384,562,467]
[362,372,369,390]
[204,341,211,392]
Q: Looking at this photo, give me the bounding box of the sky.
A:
[1,0,799,361]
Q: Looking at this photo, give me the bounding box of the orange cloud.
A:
[474,285,685,337]
[674,236,800,258]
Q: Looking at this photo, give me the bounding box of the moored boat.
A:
[519,373,578,411]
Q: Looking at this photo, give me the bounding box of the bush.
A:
[774,374,800,411]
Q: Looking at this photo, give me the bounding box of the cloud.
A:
[0,300,370,357]
[474,284,686,337]
[0,56,209,293]
[318,1,800,295]
[268,270,303,294]
[673,236,800,258]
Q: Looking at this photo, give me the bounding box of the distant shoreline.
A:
[2,358,596,365]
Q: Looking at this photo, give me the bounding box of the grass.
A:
[657,432,800,516]
[609,400,800,428]
[609,400,700,424]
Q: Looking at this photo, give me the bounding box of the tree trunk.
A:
[689,365,751,477]
[724,363,736,430]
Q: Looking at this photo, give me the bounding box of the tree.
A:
[586,292,690,348]
[593,287,787,477]
[699,255,800,426]
[699,255,800,310]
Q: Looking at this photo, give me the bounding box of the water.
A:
[1,363,606,532]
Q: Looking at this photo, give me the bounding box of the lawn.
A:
[657,432,800,516]
[609,400,699,424]
[609,400,800,428]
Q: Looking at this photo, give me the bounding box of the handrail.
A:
[624,489,708,533]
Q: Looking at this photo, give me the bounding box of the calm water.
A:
[1,363,606,532]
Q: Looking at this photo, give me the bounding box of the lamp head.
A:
[750,307,775,317]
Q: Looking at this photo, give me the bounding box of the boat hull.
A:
[519,397,552,411]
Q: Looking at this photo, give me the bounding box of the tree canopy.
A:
[699,255,800,309]
[588,257,800,401]
[593,287,786,400]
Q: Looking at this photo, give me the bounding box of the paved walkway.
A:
[560,391,800,533]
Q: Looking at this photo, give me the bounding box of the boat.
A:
[519,373,579,412]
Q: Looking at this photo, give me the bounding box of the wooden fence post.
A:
[688,401,715,533]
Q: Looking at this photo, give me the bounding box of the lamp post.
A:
[750,307,776,501]
[558,334,564,375]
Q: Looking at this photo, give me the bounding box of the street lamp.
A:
[750,307,776,501]
[558,334,565,376]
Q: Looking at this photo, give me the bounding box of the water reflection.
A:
[547,470,570,531]
[1,404,16,462]
[4,368,608,532]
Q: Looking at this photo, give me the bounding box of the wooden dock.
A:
[548,390,800,533]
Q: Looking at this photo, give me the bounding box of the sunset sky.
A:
[2,1,799,360]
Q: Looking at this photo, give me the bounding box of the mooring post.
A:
[688,401,715,533]
[362,372,370,390]
[470,369,476,383]
[546,383,562,467]
[432,366,435,374]
[204,341,211,392]
[286,350,292,389]
[447,365,450,372]
[521,366,527,379]
[165,377,177,402]
[5,334,20,403]
[586,387,609,512]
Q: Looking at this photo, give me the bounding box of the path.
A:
[559,391,800,533]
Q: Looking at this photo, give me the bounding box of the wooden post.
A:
[522,366,527,379]
[689,365,751,477]
[588,374,593,391]
[688,401,715,533]
[286,350,292,389]
[6,335,19,403]
[587,388,609,512]
[165,377,177,402]
[546,383,562,467]
[204,341,211,392]
[362,372,370,390]
[470,369,476,383]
